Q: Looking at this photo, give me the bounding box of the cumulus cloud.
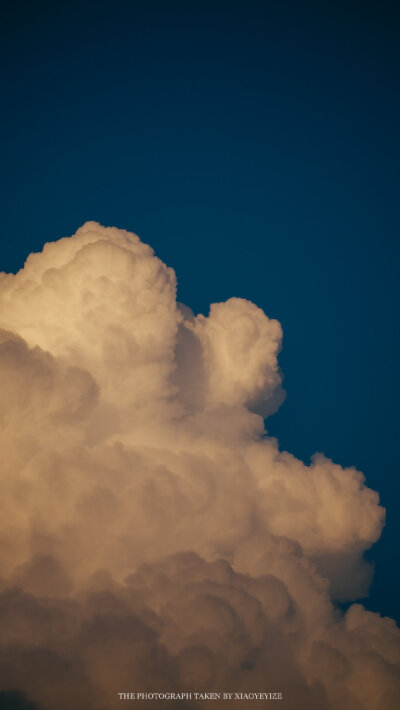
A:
[0,222,398,709]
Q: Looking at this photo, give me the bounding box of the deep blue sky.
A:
[1,1,399,621]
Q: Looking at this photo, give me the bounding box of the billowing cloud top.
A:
[0,223,398,710]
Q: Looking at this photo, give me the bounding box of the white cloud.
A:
[0,222,398,709]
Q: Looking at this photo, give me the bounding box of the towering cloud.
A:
[0,223,398,709]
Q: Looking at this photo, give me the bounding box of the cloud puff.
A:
[0,222,398,709]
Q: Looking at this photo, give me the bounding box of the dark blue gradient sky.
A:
[1,1,399,621]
